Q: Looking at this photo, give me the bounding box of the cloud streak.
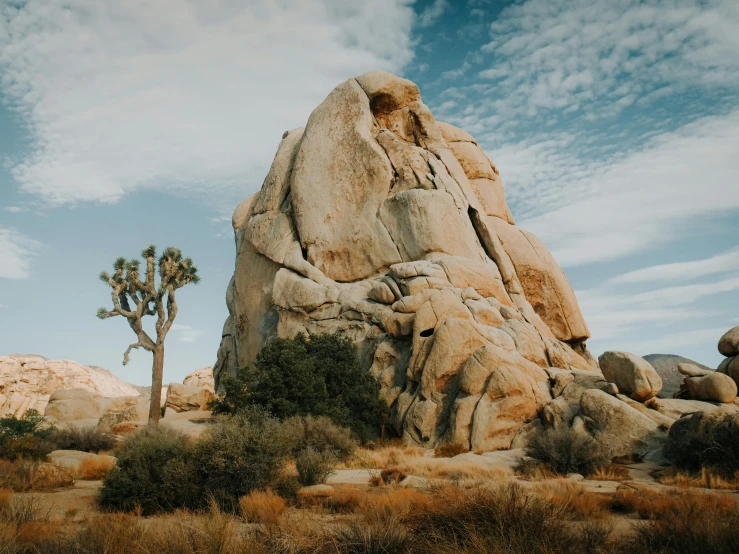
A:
[0,227,40,279]
[0,0,415,211]
[608,247,739,285]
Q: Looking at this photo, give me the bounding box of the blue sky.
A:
[1,0,738,386]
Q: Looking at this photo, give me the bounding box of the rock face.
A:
[44,388,150,423]
[165,383,215,413]
[0,355,140,418]
[183,367,215,392]
[214,70,598,450]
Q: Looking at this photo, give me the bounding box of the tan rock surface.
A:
[165,383,215,413]
[718,326,739,357]
[183,367,215,392]
[0,355,140,418]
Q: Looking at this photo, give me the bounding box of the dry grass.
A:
[590,464,631,481]
[75,457,115,481]
[657,467,739,490]
[0,459,74,492]
[239,490,286,526]
[342,444,426,469]
[0,488,11,512]
[531,479,612,519]
[434,442,467,458]
[610,487,737,519]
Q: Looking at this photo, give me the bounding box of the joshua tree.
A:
[97,245,200,426]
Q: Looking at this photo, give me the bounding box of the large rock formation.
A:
[0,355,140,418]
[214,71,598,451]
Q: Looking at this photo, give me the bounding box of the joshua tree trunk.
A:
[149,346,165,426]
[97,245,199,427]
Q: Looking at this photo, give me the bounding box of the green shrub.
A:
[295,446,337,486]
[0,410,55,461]
[281,415,356,461]
[195,409,290,512]
[211,333,387,442]
[99,427,200,515]
[525,426,610,476]
[666,411,739,477]
[48,426,117,453]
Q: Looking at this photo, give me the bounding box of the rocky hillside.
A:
[0,354,140,418]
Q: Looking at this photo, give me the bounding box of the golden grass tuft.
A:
[657,466,739,490]
[239,489,286,526]
[590,464,631,481]
[76,457,116,480]
[532,479,612,519]
[434,442,467,458]
[609,487,737,519]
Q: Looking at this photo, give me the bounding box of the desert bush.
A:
[0,411,55,461]
[77,457,115,480]
[329,522,413,554]
[282,415,356,461]
[196,410,290,512]
[211,333,387,442]
[627,491,739,554]
[666,411,739,477]
[239,489,286,526]
[99,427,200,515]
[47,426,116,454]
[524,426,610,476]
[295,447,336,486]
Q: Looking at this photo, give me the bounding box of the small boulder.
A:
[48,450,116,475]
[97,405,138,433]
[599,351,662,402]
[165,383,215,413]
[32,462,75,489]
[677,363,713,377]
[718,326,739,357]
[368,281,396,304]
[44,388,102,422]
[111,420,146,435]
[644,354,712,399]
[183,367,215,392]
[683,372,737,403]
[579,389,664,458]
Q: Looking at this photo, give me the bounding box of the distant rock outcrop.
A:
[0,355,140,418]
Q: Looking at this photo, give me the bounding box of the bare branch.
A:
[122,338,154,366]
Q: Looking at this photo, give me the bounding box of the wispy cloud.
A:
[4,207,25,214]
[611,327,729,358]
[608,247,739,285]
[170,324,205,344]
[478,0,739,124]
[419,0,448,28]
[508,109,739,267]
[0,1,415,211]
[0,227,40,279]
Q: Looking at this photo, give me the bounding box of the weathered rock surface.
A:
[48,450,116,475]
[599,351,662,402]
[165,383,215,413]
[0,355,140,418]
[183,367,215,392]
[718,326,739,357]
[44,388,150,423]
[643,354,712,399]
[681,371,737,403]
[213,70,602,451]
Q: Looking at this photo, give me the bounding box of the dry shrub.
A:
[434,442,467,458]
[657,467,739,490]
[526,426,610,476]
[295,447,336,486]
[321,487,367,513]
[380,468,406,485]
[345,445,425,469]
[393,457,513,482]
[405,483,612,553]
[0,488,11,512]
[627,491,739,554]
[515,458,560,480]
[76,457,115,480]
[48,426,116,454]
[360,488,433,524]
[239,490,286,526]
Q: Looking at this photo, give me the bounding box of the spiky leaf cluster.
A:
[96,244,199,365]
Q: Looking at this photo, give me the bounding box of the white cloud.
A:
[170,324,204,344]
[419,0,448,28]
[0,227,40,279]
[479,0,739,121]
[4,206,24,213]
[608,247,739,285]
[503,109,739,266]
[604,327,728,358]
[0,0,415,211]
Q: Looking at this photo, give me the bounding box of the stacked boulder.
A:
[717,326,739,385]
